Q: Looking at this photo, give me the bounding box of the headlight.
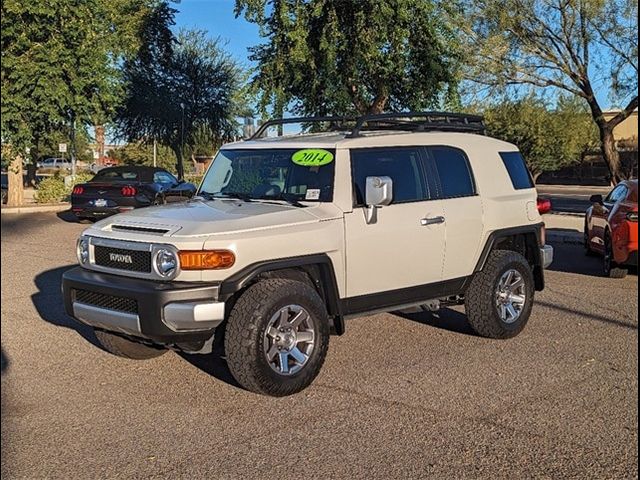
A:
[76,237,89,265]
[155,249,178,277]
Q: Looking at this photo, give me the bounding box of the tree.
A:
[481,96,598,180]
[1,0,169,205]
[116,30,246,178]
[460,0,638,183]
[107,142,177,172]
[235,0,461,117]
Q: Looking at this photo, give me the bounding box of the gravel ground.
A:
[1,212,637,479]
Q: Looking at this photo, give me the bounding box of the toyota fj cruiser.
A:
[62,112,553,396]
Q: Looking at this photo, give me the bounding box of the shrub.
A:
[35,177,67,203]
[35,173,95,203]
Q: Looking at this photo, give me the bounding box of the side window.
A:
[351,147,427,206]
[427,147,476,199]
[154,172,176,184]
[499,152,534,190]
[605,185,627,203]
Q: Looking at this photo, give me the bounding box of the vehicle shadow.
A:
[548,243,638,277]
[393,306,478,337]
[1,347,9,375]
[31,265,101,348]
[56,210,93,224]
[179,328,241,389]
[32,266,240,387]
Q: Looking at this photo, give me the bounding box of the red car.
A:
[584,179,638,278]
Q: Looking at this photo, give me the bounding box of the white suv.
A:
[62,112,553,396]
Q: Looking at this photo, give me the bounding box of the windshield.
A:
[198,149,336,203]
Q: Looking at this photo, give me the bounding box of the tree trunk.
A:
[598,125,623,185]
[171,144,184,180]
[7,154,24,207]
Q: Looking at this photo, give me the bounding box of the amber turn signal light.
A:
[178,250,235,270]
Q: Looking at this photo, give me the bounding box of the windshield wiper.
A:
[195,190,215,200]
[262,193,306,208]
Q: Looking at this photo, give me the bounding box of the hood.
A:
[93,199,340,238]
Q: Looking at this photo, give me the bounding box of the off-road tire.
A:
[94,330,167,360]
[225,278,330,396]
[465,250,535,339]
[604,230,628,278]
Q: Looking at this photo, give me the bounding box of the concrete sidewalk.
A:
[543,212,583,245]
[0,203,70,214]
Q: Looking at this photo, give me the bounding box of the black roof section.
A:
[249,111,485,140]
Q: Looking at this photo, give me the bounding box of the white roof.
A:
[222,130,517,151]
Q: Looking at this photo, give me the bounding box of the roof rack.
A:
[249,115,358,140]
[248,111,485,140]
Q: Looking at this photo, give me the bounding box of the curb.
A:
[1,204,70,214]
[548,211,584,218]
[547,234,583,245]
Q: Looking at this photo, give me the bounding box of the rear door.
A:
[423,146,484,280]
[344,147,446,302]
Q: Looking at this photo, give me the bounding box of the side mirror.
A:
[590,194,604,205]
[364,176,393,224]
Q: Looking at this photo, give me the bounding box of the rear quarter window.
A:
[499,152,534,190]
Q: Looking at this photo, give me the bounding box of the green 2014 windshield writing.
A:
[291,149,334,167]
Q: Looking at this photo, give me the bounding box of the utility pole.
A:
[153,138,157,167]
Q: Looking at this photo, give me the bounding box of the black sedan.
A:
[71,166,197,220]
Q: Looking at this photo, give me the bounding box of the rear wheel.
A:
[465,250,535,339]
[94,330,167,360]
[603,231,628,278]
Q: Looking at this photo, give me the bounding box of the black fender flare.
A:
[474,223,545,291]
[219,254,345,335]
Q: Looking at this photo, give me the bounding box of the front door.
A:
[344,147,446,305]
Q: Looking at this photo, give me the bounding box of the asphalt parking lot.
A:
[1,212,638,479]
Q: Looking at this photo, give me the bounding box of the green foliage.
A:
[482,96,599,177]
[34,177,68,204]
[107,142,177,173]
[1,0,173,201]
[235,0,461,117]
[34,172,94,203]
[458,0,638,182]
[116,29,247,178]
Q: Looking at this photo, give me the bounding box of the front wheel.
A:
[465,250,535,339]
[224,278,330,396]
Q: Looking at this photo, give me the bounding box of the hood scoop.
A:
[109,224,174,236]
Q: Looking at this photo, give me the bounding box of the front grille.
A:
[94,245,151,272]
[73,289,138,314]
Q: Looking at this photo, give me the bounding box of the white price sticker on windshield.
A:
[305,189,320,200]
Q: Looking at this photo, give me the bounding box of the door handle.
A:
[420,216,445,226]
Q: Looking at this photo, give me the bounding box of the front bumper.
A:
[62,267,224,344]
[540,245,554,268]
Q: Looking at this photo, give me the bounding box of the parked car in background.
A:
[89,161,118,174]
[36,157,72,171]
[71,166,197,221]
[585,179,638,278]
